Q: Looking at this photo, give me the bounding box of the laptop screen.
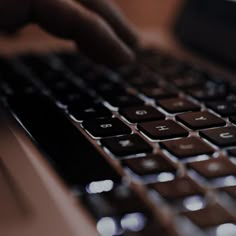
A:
[175,0,236,71]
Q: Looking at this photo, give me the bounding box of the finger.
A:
[79,0,138,48]
[31,0,135,65]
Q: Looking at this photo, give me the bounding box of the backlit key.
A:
[161,137,214,158]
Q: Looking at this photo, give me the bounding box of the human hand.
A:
[0,0,138,65]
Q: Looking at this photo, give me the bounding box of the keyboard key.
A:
[187,157,236,179]
[158,97,200,113]
[20,54,60,78]
[101,134,152,157]
[95,82,124,96]
[82,185,174,236]
[55,90,94,105]
[123,154,176,176]
[161,137,214,158]
[140,87,177,99]
[181,203,236,228]
[200,127,236,147]
[83,185,177,236]
[48,78,74,92]
[69,103,112,121]
[82,186,151,218]
[149,176,205,200]
[172,74,204,89]
[120,105,165,123]
[125,222,178,236]
[187,84,228,101]
[220,185,236,199]
[128,76,157,88]
[138,120,188,140]
[95,80,122,91]
[83,118,131,138]
[7,94,121,186]
[206,101,236,117]
[176,111,226,130]
[105,94,144,108]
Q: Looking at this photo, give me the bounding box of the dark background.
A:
[175,0,236,71]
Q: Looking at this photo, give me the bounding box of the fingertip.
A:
[117,44,136,65]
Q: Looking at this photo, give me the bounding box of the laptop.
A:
[0,0,235,235]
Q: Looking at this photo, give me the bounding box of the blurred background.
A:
[0,0,184,54]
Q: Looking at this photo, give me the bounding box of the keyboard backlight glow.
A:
[183,196,205,211]
[86,180,114,194]
[97,217,118,236]
[216,223,236,236]
[156,172,175,182]
[121,212,146,232]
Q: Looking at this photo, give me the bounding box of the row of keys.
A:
[122,152,236,181]
[98,130,235,161]
[81,117,236,161]
[81,117,236,159]
[80,104,229,135]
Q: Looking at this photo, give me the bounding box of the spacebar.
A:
[8,94,121,187]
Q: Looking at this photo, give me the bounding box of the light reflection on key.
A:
[121,212,147,232]
[183,196,206,211]
[97,217,119,236]
[216,223,236,236]
[86,180,114,194]
[223,176,236,186]
[156,172,175,182]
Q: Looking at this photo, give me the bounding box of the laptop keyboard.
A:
[0,49,236,236]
